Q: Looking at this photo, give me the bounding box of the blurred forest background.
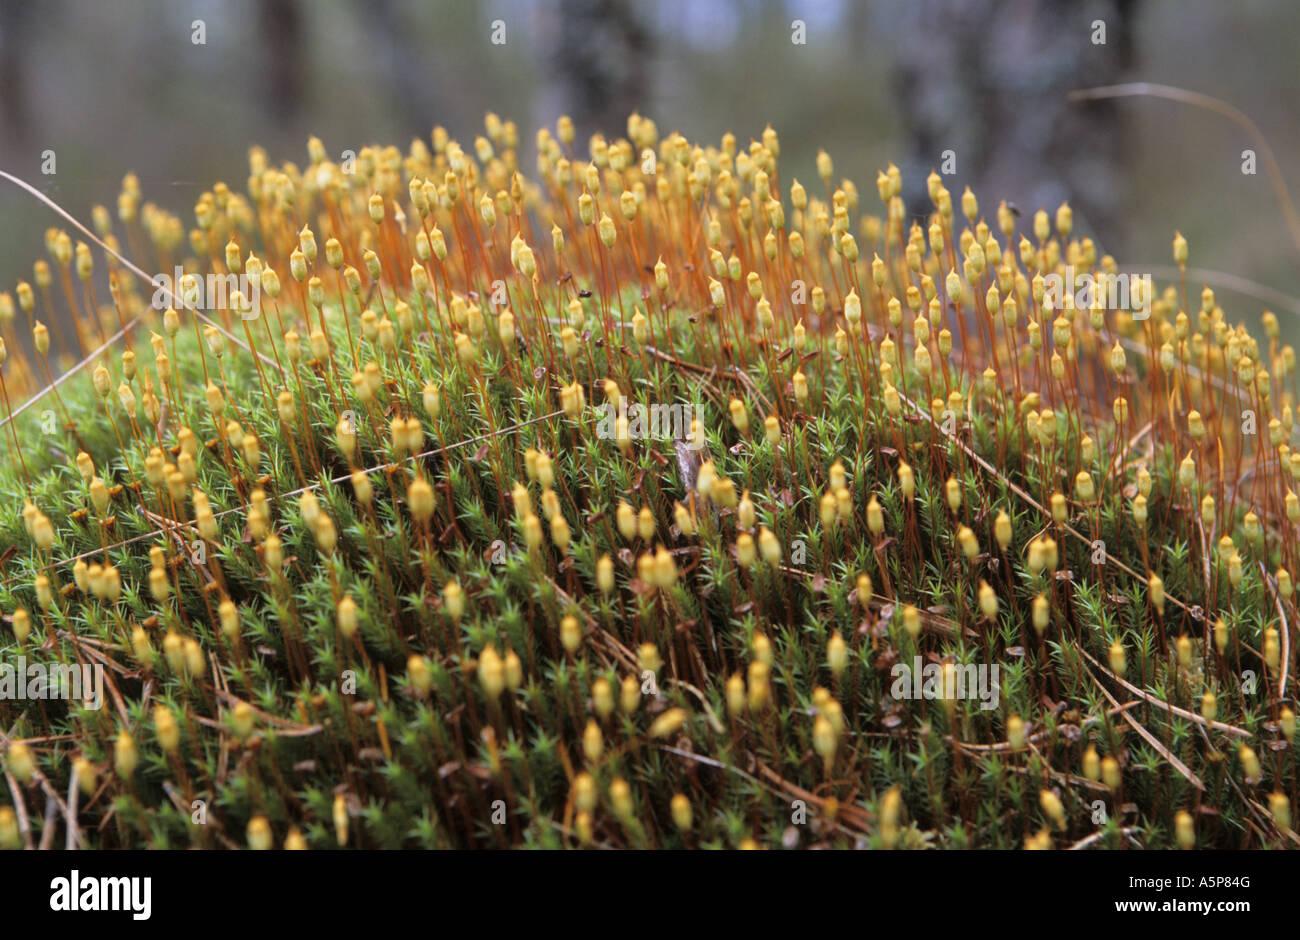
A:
[1,0,1298,347]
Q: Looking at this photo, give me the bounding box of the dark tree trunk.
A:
[552,0,652,140]
[892,0,1140,253]
[261,0,305,124]
[0,0,35,143]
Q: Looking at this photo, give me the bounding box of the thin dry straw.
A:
[1069,83,1300,257]
[1130,264,1300,319]
[0,169,277,431]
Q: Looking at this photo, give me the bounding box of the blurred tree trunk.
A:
[552,0,651,139]
[355,0,445,134]
[0,0,34,142]
[892,0,1139,252]
[261,0,305,124]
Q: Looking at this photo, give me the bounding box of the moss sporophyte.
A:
[0,113,1295,849]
